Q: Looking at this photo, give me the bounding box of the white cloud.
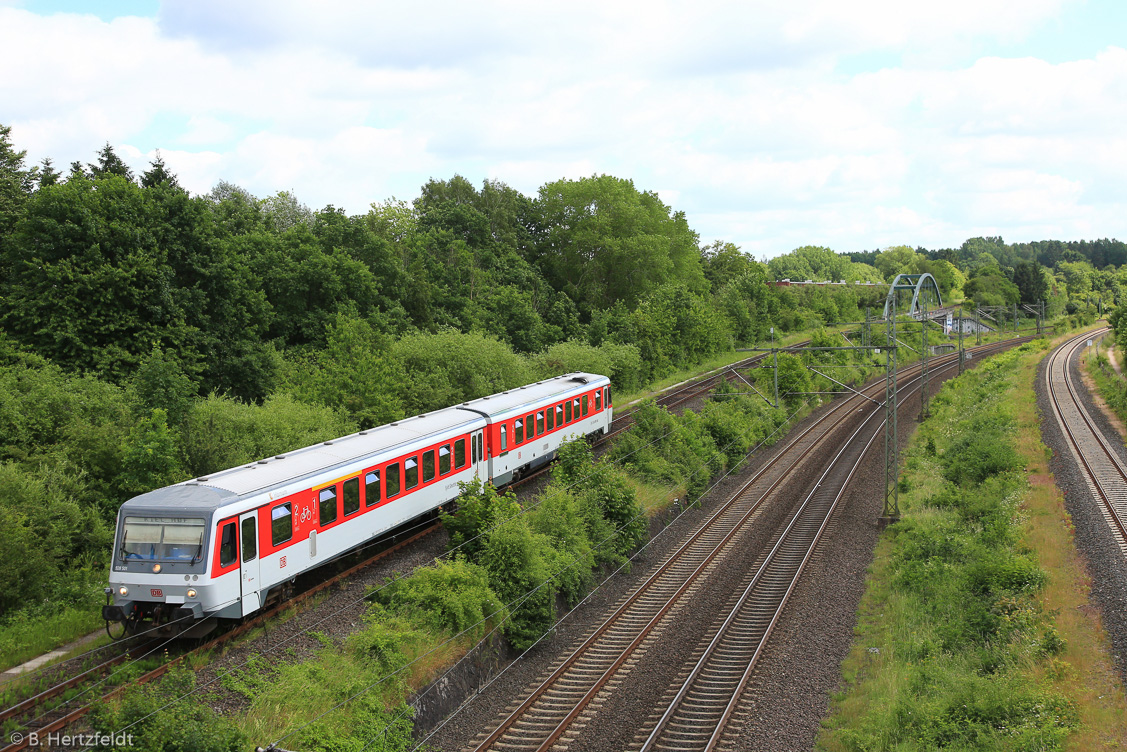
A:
[1,0,1122,257]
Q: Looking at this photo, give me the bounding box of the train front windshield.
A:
[120,517,206,562]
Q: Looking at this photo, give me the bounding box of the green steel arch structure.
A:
[882,273,943,319]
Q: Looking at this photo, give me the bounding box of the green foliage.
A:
[527,340,644,393]
[480,515,556,652]
[283,313,406,428]
[766,244,849,282]
[939,418,1023,486]
[121,409,183,493]
[373,559,505,636]
[181,393,356,478]
[392,330,531,415]
[126,346,197,427]
[88,665,245,752]
[533,174,707,314]
[441,478,522,561]
[820,343,1077,751]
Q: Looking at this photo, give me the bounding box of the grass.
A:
[818,327,1127,750]
[0,602,106,673]
[625,475,687,514]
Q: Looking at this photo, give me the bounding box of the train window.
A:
[555,404,563,427]
[405,456,418,490]
[455,437,467,467]
[423,450,436,482]
[527,413,536,438]
[122,517,205,561]
[439,445,451,474]
[319,486,338,526]
[547,406,555,430]
[514,418,524,444]
[365,470,380,506]
[595,390,601,411]
[471,434,478,463]
[343,477,360,516]
[536,411,545,434]
[499,426,507,452]
[241,517,257,562]
[581,395,589,416]
[271,504,292,546]
[574,398,582,418]
[386,463,401,498]
[219,522,237,568]
[564,400,572,423]
[606,385,612,406]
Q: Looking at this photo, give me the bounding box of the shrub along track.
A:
[455,338,1028,752]
[0,528,436,752]
[0,347,799,751]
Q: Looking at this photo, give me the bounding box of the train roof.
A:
[120,372,609,515]
[172,406,485,502]
[458,372,609,420]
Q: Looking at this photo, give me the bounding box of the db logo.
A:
[150,589,163,598]
[280,556,287,569]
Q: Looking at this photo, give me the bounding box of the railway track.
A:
[1045,328,1127,557]
[0,349,786,749]
[466,338,1027,752]
[511,348,802,492]
[0,525,438,752]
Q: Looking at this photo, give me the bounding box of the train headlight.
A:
[186,589,197,599]
[152,564,161,573]
[118,586,129,597]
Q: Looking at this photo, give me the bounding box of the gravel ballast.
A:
[1036,343,1127,686]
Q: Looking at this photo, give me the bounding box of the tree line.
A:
[0,122,1116,630]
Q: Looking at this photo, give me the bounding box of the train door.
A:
[474,429,487,481]
[238,511,261,616]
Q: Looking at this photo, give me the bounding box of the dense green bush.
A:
[392,330,531,414]
[373,559,505,636]
[88,666,245,752]
[822,343,1077,750]
[181,393,356,477]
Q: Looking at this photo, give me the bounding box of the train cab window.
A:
[514,418,524,444]
[564,400,572,423]
[271,504,293,546]
[365,470,380,506]
[319,486,338,527]
[536,411,545,434]
[439,444,451,474]
[547,406,556,430]
[241,517,257,562]
[386,463,401,498]
[343,477,360,516]
[499,426,507,452]
[219,522,237,568]
[606,386,612,406]
[595,390,602,411]
[456,437,467,467]
[581,395,589,416]
[423,450,436,482]
[405,456,418,490]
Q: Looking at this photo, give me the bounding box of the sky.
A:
[2,0,1126,258]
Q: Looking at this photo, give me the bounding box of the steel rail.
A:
[1045,329,1127,552]
[0,524,439,752]
[639,369,905,751]
[469,339,1023,752]
[641,337,1030,750]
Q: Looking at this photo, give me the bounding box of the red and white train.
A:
[104,373,612,637]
